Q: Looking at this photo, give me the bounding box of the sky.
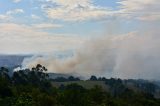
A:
[0,0,159,54]
[0,0,160,79]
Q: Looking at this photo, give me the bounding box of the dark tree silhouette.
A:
[90,75,97,81]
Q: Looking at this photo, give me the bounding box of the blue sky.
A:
[0,0,121,36]
[0,0,159,54]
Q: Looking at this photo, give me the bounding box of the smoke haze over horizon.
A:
[0,0,160,79]
[22,30,160,80]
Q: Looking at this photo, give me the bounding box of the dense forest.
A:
[0,64,160,106]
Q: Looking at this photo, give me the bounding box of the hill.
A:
[0,55,30,68]
[0,64,160,106]
[51,78,160,99]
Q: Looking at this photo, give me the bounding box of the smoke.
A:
[22,29,160,79]
[11,0,160,80]
[22,36,116,77]
[112,31,160,79]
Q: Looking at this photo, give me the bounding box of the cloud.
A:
[0,23,85,54]
[0,15,11,20]
[31,23,62,29]
[39,0,160,21]
[6,9,24,15]
[47,0,91,6]
[41,0,112,21]
[31,14,41,19]
[117,0,160,21]
[12,0,22,3]
[0,9,24,21]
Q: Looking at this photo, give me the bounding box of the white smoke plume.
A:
[22,29,160,80]
[22,36,116,77]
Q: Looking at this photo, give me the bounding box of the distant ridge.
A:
[0,55,31,68]
[48,73,71,79]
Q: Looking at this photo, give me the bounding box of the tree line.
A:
[0,64,160,106]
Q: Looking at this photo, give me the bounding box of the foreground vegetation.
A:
[0,64,160,106]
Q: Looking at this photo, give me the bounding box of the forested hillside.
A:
[0,64,160,106]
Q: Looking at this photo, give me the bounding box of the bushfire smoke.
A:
[22,30,160,79]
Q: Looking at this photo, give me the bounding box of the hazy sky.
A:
[1,0,160,79]
[0,0,159,54]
